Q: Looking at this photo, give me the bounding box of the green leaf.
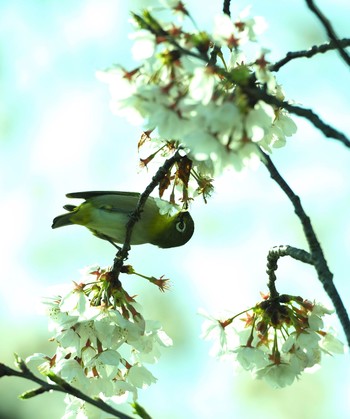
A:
[131,402,152,419]
[19,387,47,399]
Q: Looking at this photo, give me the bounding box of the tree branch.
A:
[268,245,313,265]
[270,38,350,72]
[222,0,231,16]
[110,151,184,283]
[261,151,350,346]
[305,0,350,67]
[266,245,313,299]
[0,360,133,419]
[243,87,350,148]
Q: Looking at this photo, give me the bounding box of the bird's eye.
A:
[176,220,186,233]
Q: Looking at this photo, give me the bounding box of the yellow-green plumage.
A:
[52,191,194,248]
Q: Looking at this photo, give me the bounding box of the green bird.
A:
[52,191,194,248]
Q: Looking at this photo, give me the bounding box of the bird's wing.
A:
[66,191,141,199]
[65,191,160,217]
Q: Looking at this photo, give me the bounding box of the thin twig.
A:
[261,152,350,346]
[305,0,350,67]
[0,362,133,419]
[243,87,350,148]
[223,0,231,17]
[266,245,313,298]
[270,38,350,72]
[208,45,221,66]
[110,152,184,283]
[268,245,313,264]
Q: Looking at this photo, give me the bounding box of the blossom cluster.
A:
[200,295,344,388]
[97,0,297,187]
[27,266,172,418]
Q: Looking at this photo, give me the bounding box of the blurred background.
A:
[1,0,349,418]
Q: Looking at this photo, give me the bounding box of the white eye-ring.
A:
[176,220,186,233]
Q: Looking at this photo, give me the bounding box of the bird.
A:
[52,191,194,248]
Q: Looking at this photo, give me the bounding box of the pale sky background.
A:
[0,1,350,418]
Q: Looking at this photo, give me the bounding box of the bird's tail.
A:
[52,212,74,229]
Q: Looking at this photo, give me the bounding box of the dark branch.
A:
[266,245,313,299]
[244,87,350,148]
[270,38,350,72]
[223,0,231,17]
[110,151,184,283]
[268,245,313,264]
[0,361,133,419]
[305,0,350,67]
[208,45,221,66]
[261,152,350,346]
